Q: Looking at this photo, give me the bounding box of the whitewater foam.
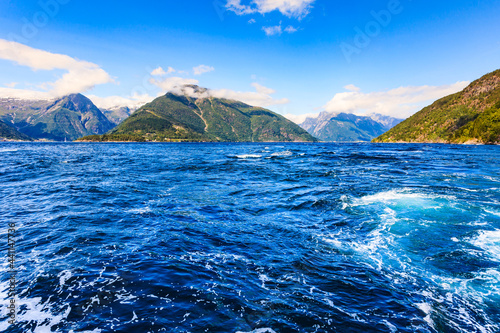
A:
[270,150,292,157]
[58,270,72,287]
[470,230,500,260]
[236,329,277,333]
[0,292,71,333]
[416,303,435,329]
[0,148,19,153]
[350,189,434,207]
[235,154,262,159]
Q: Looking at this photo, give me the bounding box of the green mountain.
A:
[0,120,33,141]
[80,87,317,142]
[373,69,500,144]
[0,94,115,141]
[301,112,402,142]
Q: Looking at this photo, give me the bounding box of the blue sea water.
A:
[1,142,500,333]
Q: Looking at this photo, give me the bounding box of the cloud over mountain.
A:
[323,82,470,118]
[0,39,113,100]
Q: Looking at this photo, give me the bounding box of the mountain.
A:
[101,106,135,125]
[367,113,404,130]
[79,87,317,142]
[373,69,500,144]
[0,120,33,141]
[0,94,115,141]
[300,112,403,142]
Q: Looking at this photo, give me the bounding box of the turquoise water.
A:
[1,142,499,332]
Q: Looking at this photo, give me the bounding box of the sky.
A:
[0,0,499,122]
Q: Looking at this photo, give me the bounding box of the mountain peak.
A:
[79,91,317,142]
[182,85,208,94]
[300,111,402,142]
[63,92,93,105]
[0,93,116,141]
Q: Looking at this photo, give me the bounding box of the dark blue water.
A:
[1,142,500,333]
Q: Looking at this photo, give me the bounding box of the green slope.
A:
[0,120,33,141]
[373,69,500,144]
[79,89,317,142]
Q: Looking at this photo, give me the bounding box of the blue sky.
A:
[0,0,499,121]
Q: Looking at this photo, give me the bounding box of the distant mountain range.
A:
[4,68,499,145]
[80,86,317,142]
[0,94,115,141]
[101,106,135,125]
[374,69,500,144]
[300,112,403,142]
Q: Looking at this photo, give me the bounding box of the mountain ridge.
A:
[0,119,33,141]
[101,106,136,125]
[79,88,317,142]
[0,94,115,141]
[300,111,403,142]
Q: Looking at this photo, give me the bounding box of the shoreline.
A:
[371,140,498,146]
[2,140,498,146]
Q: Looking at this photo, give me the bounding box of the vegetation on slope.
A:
[79,89,317,142]
[373,69,500,144]
[0,120,33,141]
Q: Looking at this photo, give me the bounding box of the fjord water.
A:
[1,143,500,333]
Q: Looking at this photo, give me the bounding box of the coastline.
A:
[2,140,496,146]
[371,139,498,146]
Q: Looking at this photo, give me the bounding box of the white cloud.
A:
[151,67,166,76]
[227,0,316,18]
[0,87,49,100]
[323,82,470,118]
[0,39,113,100]
[226,0,257,15]
[150,76,288,108]
[263,24,298,36]
[151,66,176,76]
[88,93,156,110]
[344,84,360,92]
[248,18,256,24]
[284,112,320,124]
[210,83,289,107]
[251,82,275,95]
[151,67,165,76]
[150,76,200,94]
[193,65,215,75]
[263,25,282,36]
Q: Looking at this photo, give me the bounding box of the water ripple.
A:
[1,142,499,332]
